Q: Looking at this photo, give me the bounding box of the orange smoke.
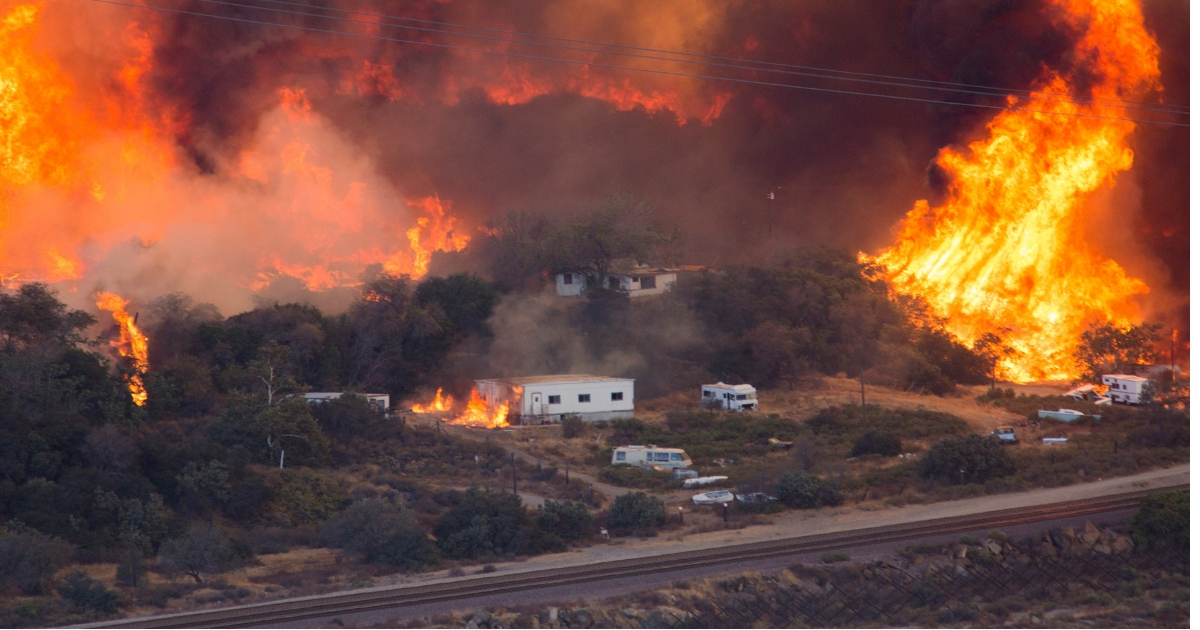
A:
[871,0,1160,382]
[449,389,510,428]
[410,387,454,413]
[95,291,149,406]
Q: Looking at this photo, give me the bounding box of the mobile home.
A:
[475,374,634,424]
[611,445,692,469]
[701,382,758,411]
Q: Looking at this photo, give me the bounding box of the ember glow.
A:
[95,291,149,406]
[410,387,453,413]
[871,0,1160,382]
[451,389,510,429]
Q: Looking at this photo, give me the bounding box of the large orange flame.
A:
[449,389,510,428]
[410,387,454,413]
[871,0,1160,382]
[95,291,149,406]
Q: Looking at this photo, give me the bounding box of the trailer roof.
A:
[703,382,756,392]
[478,374,634,386]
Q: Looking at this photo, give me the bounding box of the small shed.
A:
[554,265,697,298]
[701,382,758,411]
[475,374,634,424]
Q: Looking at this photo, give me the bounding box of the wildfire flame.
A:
[410,387,454,413]
[95,291,149,406]
[871,0,1160,382]
[450,389,510,428]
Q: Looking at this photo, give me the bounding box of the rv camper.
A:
[701,382,758,411]
[611,445,692,469]
[475,374,634,424]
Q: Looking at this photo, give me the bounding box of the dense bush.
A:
[920,435,1015,485]
[158,525,248,584]
[433,489,560,559]
[0,526,74,595]
[309,393,389,443]
[324,499,438,568]
[851,431,902,458]
[774,471,842,509]
[57,571,119,615]
[597,465,671,489]
[606,492,666,534]
[535,500,594,542]
[560,415,584,439]
[1130,491,1188,550]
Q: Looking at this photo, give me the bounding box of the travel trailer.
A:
[610,445,692,469]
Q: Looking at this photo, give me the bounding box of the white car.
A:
[692,490,735,505]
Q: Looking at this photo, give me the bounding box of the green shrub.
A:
[0,525,74,595]
[535,500,593,541]
[804,405,967,449]
[606,492,666,534]
[920,434,1014,485]
[433,488,560,559]
[158,525,247,584]
[57,571,118,615]
[560,415,584,439]
[1130,491,1188,550]
[819,552,850,564]
[851,431,902,457]
[324,499,439,568]
[597,465,670,489]
[775,471,842,509]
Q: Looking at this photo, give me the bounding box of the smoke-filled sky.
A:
[1,0,1189,325]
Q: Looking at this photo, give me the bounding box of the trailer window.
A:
[670,453,683,461]
[548,395,561,404]
[640,275,656,289]
[579,394,591,403]
[562,273,572,285]
[703,391,713,397]
[611,392,623,401]
[736,394,747,400]
[653,452,670,461]
[615,452,625,461]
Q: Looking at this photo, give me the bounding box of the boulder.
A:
[985,540,1003,555]
[1095,543,1113,555]
[548,607,558,622]
[1049,529,1071,550]
[1082,521,1101,545]
[1112,535,1134,553]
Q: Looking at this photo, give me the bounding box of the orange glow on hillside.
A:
[95,291,149,406]
[871,0,1160,382]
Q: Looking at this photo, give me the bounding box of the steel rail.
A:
[87,484,1186,629]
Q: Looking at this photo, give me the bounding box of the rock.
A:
[985,541,1003,555]
[466,621,478,629]
[956,546,969,559]
[1113,535,1134,553]
[574,609,592,626]
[1095,543,1112,555]
[1063,525,1076,541]
[1082,521,1101,545]
[621,608,642,620]
[1039,541,1058,557]
[548,607,558,621]
[1049,529,1071,549]
[955,564,968,577]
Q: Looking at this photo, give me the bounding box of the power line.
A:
[244,0,1189,114]
[90,0,1190,128]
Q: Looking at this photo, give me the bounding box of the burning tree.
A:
[1074,322,1164,382]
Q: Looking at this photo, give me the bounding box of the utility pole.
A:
[1170,328,1176,381]
[860,368,866,408]
[511,452,517,495]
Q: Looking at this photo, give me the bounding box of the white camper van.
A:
[611,445,692,469]
[1101,374,1151,405]
[701,382,758,411]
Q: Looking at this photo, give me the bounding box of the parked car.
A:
[692,490,735,505]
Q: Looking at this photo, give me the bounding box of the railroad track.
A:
[88,484,1187,629]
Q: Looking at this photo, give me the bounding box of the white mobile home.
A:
[303,392,391,410]
[701,382,758,411]
[611,445,692,469]
[475,374,634,424]
[554,266,684,298]
[1101,374,1152,405]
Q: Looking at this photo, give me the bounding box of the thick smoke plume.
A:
[0,0,1187,338]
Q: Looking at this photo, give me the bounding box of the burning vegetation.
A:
[411,387,511,429]
[872,0,1163,382]
[94,291,149,406]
